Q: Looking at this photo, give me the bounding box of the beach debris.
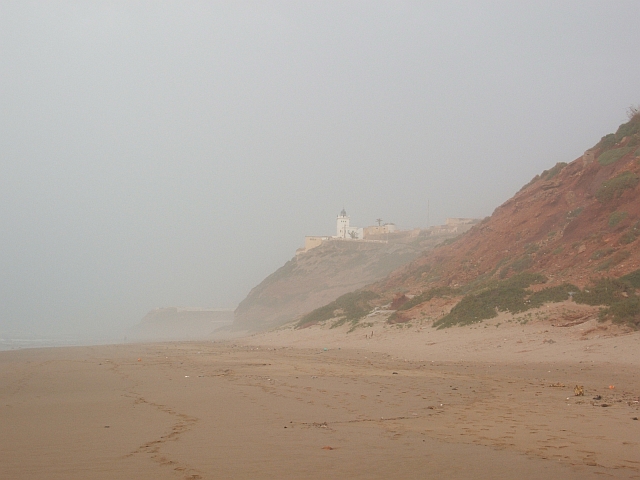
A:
[550,382,565,387]
[608,385,615,389]
[633,417,638,421]
[392,372,398,375]
[601,404,610,407]
[593,395,602,400]
[322,446,334,450]
[574,385,584,396]
[137,358,141,362]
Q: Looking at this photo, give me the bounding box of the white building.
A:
[335,209,363,240]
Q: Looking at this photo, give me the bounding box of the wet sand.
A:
[1,319,639,479]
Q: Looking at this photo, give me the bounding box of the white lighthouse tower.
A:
[337,208,349,238]
[335,209,363,239]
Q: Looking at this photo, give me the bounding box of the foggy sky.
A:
[1,1,639,338]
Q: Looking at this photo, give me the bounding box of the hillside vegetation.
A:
[298,111,640,330]
[233,229,463,331]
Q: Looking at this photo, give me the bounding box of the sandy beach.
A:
[1,312,639,479]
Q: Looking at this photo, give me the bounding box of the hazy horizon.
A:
[1,1,639,339]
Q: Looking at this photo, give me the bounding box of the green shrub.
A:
[599,133,616,150]
[433,273,546,329]
[598,147,634,166]
[573,274,640,328]
[596,250,631,271]
[573,278,629,306]
[495,256,511,268]
[615,116,640,141]
[567,207,584,219]
[500,272,547,289]
[395,286,456,312]
[459,271,544,297]
[542,162,568,180]
[511,255,533,272]
[433,292,501,328]
[591,248,614,260]
[524,243,540,254]
[595,172,639,203]
[520,162,568,192]
[498,266,510,279]
[529,283,579,306]
[619,232,637,244]
[619,221,640,245]
[296,290,379,328]
[621,268,640,288]
[599,296,640,328]
[608,211,628,227]
[483,286,531,313]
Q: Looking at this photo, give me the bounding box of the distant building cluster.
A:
[296,209,479,255]
[335,208,398,240]
[297,209,395,254]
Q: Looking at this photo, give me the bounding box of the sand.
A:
[1,311,639,479]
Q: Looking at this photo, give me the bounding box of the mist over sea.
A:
[0,327,128,351]
[0,335,87,351]
[0,308,235,351]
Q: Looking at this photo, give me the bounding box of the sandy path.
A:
[1,328,638,479]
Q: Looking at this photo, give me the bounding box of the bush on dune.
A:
[296,290,378,329]
[433,273,550,329]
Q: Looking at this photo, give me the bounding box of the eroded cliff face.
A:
[236,115,640,331]
[367,115,640,322]
[233,231,461,331]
